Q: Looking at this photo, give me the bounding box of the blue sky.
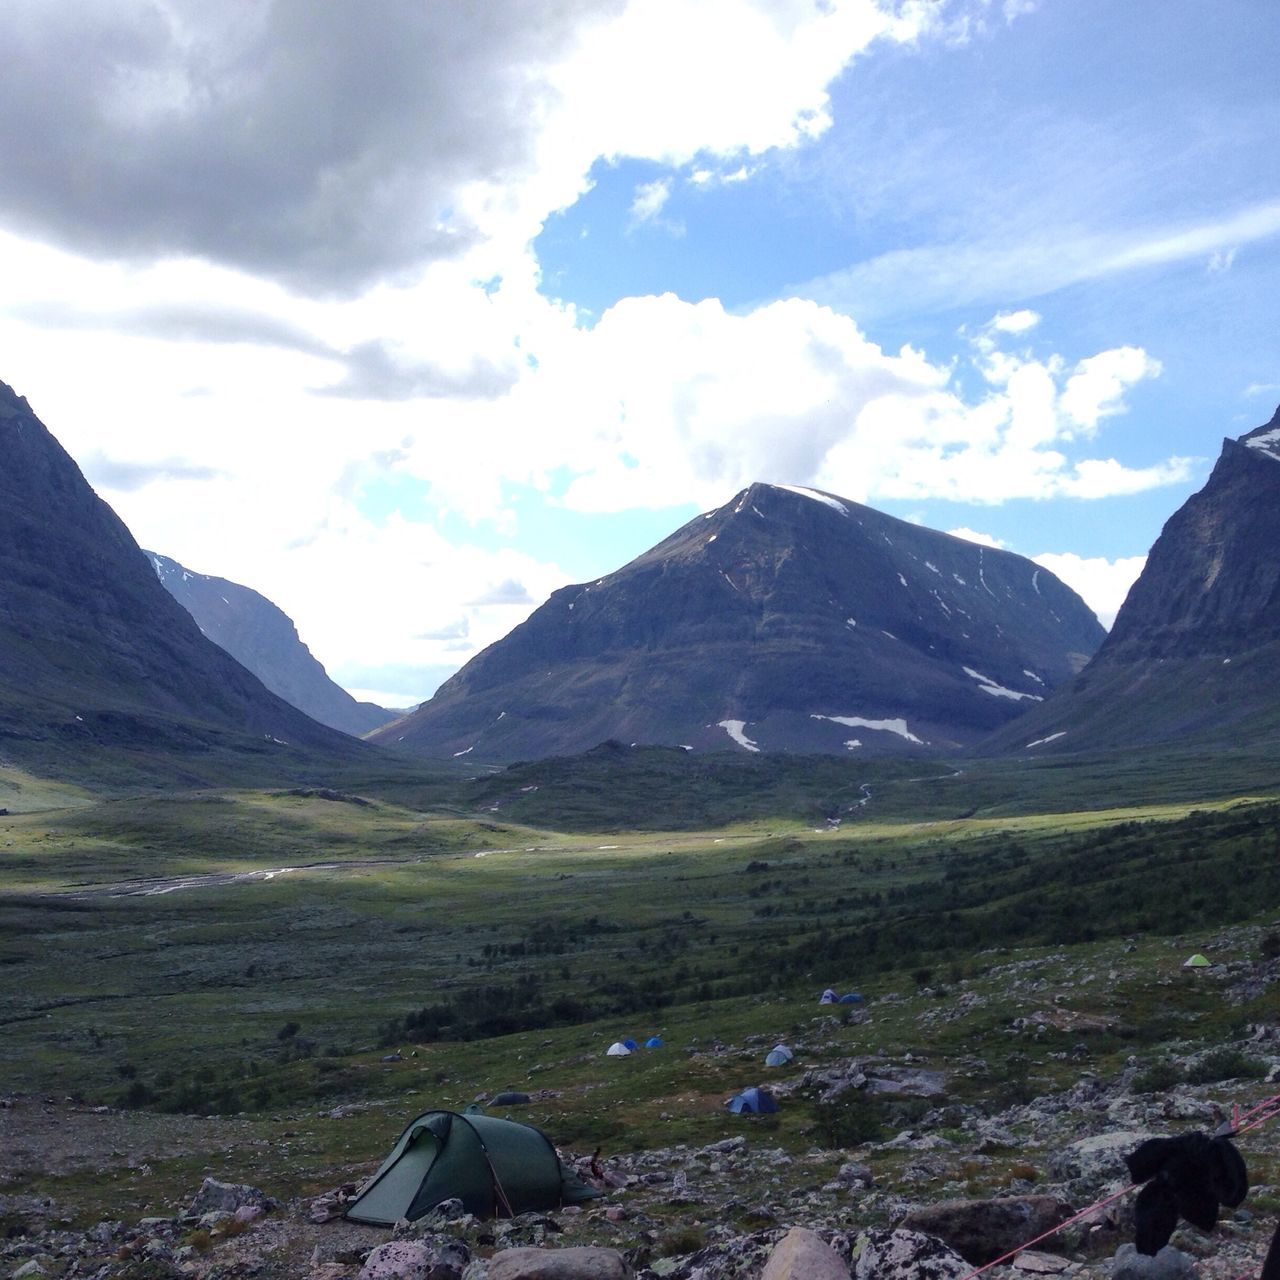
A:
[0,0,1276,704]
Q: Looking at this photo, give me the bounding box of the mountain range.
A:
[146,551,395,738]
[371,482,1105,760]
[0,380,366,782]
[986,407,1280,754]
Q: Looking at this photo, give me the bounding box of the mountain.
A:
[146,551,395,738]
[985,407,1280,755]
[372,482,1104,760]
[0,380,369,782]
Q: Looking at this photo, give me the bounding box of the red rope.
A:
[954,1088,1280,1280]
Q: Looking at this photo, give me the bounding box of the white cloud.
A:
[1032,552,1147,629]
[947,527,1007,548]
[990,308,1040,334]
[629,178,673,225]
[801,200,1280,319]
[1059,347,1162,433]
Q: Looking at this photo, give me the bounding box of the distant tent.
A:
[726,1087,779,1114]
[765,1047,793,1067]
[839,992,864,1004]
[606,1042,632,1056]
[1183,953,1212,969]
[344,1110,600,1224]
[645,1036,664,1048]
[819,988,838,1004]
[622,1038,639,1050]
[490,1091,531,1106]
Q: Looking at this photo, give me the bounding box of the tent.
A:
[622,1038,639,1050]
[644,1036,664,1048]
[819,988,838,1004]
[765,1045,794,1067]
[726,1087,779,1114]
[1183,954,1212,969]
[344,1110,600,1225]
[490,1091,530,1106]
[839,992,864,1004]
[606,1041,632,1056]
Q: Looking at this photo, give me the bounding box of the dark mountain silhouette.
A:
[372,482,1104,760]
[0,379,368,782]
[147,551,394,738]
[987,406,1280,754]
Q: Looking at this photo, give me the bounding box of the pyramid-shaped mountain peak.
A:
[372,482,1105,761]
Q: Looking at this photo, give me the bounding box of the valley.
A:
[2,749,1279,1276]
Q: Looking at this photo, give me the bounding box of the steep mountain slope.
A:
[374,482,1104,760]
[0,380,368,782]
[987,407,1280,754]
[147,552,394,737]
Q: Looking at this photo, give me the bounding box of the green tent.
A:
[344,1110,600,1225]
[1183,953,1212,968]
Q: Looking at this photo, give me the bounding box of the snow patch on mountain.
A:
[718,719,760,752]
[774,484,849,516]
[810,714,924,744]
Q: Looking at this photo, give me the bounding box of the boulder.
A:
[761,1226,849,1279]
[485,1246,632,1279]
[187,1177,276,1216]
[850,1228,970,1280]
[1048,1133,1155,1195]
[1110,1242,1197,1279]
[900,1195,1075,1265]
[360,1238,470,1280]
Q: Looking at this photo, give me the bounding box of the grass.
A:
[1,745,1279,1237]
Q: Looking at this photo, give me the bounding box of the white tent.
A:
[605,1042,632,1056]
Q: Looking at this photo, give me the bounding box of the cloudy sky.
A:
[3,0,1277,706]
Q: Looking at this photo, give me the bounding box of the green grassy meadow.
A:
[2,744,1279,1227]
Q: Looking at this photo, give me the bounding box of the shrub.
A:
[1132,1060,1184,1094]
[1184,1048,1267,1084]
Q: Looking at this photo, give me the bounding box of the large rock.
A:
[360,1239,469,1280]
[1110,1243,1197,1278]
[761,1226,849,1279]
[187,1178,275,1216]
[485,1246,632,1279]
[900,1195,1075,1265]
[1048,1132,1155,1195]
[849,1228,970,1279]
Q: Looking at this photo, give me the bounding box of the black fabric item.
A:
[1135,1180,1180,1256]
[1207,1137,1249,1208]
[1261,1218,1280,1280]
[1124,1130,1249,1255]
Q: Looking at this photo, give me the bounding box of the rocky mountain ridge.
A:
[147,551,395,738]
[374,482,1104,761]
[0,379,366,780]
[986,406,1280,754]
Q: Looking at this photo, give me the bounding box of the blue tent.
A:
[622,1038,639,1051]
[644,1036,664,1048]
[764,1048,792,1067]
[839,992,864,1004]
[726,1087,779,1114]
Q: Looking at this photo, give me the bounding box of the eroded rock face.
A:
[901,1194,1075,1265]
[849,1227,970,1280]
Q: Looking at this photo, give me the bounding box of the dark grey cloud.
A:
[2,0,623,294]
[8,300,333,356]
[314,339,517,401]
[466,578,533,605]
[82,451,223,492]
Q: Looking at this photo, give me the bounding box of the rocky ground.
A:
[5,1052,1279,1279]
[6,940,1280,1279]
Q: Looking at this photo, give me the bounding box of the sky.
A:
[2,0,1277,707]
